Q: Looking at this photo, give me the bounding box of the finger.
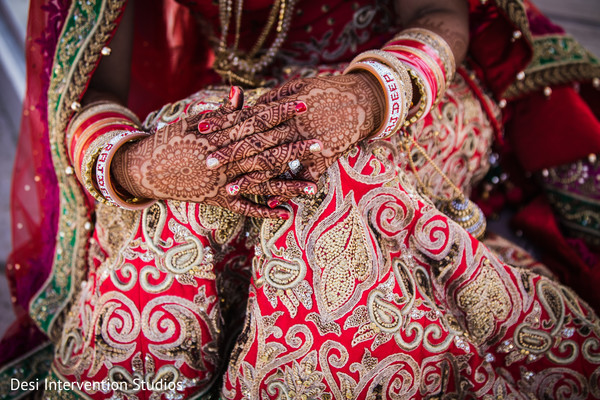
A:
[226,170,280,195]
[206,123,320,169]
[227,101,306,143]
[266,195,289,209]
[200,99,306,139]
[226,197,291,220]
[291,155,331,182]
[226,169,317,197]
[256,78,309,104]
[228,139,323,176]
[203,101,307,156]
[197,86,244,132]
[229,86,244,109]
[262,168,320,207]
[242,179,318,198]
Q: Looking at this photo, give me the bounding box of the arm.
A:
[396,0,469,65]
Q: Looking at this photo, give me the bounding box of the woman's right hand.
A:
[111,91,321,219]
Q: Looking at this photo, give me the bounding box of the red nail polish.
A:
[268,199,280,208]
[198,121,210,132]
[295,102,307,114]
[229,86,236,100]
[279,211,290,220]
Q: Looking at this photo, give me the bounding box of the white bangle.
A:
[96,130,157,210]
[344,60,409,140]
[348,50,413,121]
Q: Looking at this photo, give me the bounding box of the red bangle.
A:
[384,47,440,100]
[385,39,446,79]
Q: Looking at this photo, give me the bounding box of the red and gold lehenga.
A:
[1,0,600,399]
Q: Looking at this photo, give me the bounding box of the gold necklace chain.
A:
[401,133,487,239]
[216,0,297,86]
[401,134,464,202]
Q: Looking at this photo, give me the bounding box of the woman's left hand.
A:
[198,72,386,202]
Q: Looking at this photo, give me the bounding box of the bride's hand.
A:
[111,90,322,219]
[197,72,385,202]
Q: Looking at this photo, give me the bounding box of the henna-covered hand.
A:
[198,72,385,201]
[111,90,322,219]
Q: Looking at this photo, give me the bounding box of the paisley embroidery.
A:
[456,265,512,345]
[222,74,600,399]
[49,87,243,399]
[312,198,375,320]
[45,60,600,399]
[265,351,327,399]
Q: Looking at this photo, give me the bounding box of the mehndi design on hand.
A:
[201,73,385,202]
[111,89,323,219]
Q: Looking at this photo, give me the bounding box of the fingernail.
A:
[206,157,219,169]
[295,102,307,114]
[304,185,316,195]
[279,211,291,220]
[268,198,280,208]
[309,142,322,153]
[198,121,210,132]
[229,86,236,100]
[227,184,240,196]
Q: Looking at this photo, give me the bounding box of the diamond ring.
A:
[288,159,302,175]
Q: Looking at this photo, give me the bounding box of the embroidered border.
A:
[493,0,533,44]
[29,0,127,339]
[545,186,600,246]
[0,343,53,400]
[504,35,600,99]
[493,0,600,99]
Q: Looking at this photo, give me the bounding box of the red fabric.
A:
[4,0,600,377]
[512,196,600,311]
[129,0,217,119]
[52,202,250,398]
[468,1,532,99]
[222,136,600,399]
[507,86,600,172]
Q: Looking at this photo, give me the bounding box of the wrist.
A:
[352,71,386,139]
[111,140,147,199]
[344,59,412,140]
[99,130,156,209]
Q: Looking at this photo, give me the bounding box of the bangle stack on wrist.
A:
[67,101,155,210]
[96,130,155,209]
[344,28,455,134]
[383,28,455,125]
[344,59,411,140]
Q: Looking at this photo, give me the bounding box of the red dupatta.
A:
[0,0,213,381]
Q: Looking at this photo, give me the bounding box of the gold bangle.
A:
[80,131,122,204]
[404,68,428,127]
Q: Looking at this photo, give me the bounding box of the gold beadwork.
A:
[401,135,486,239]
